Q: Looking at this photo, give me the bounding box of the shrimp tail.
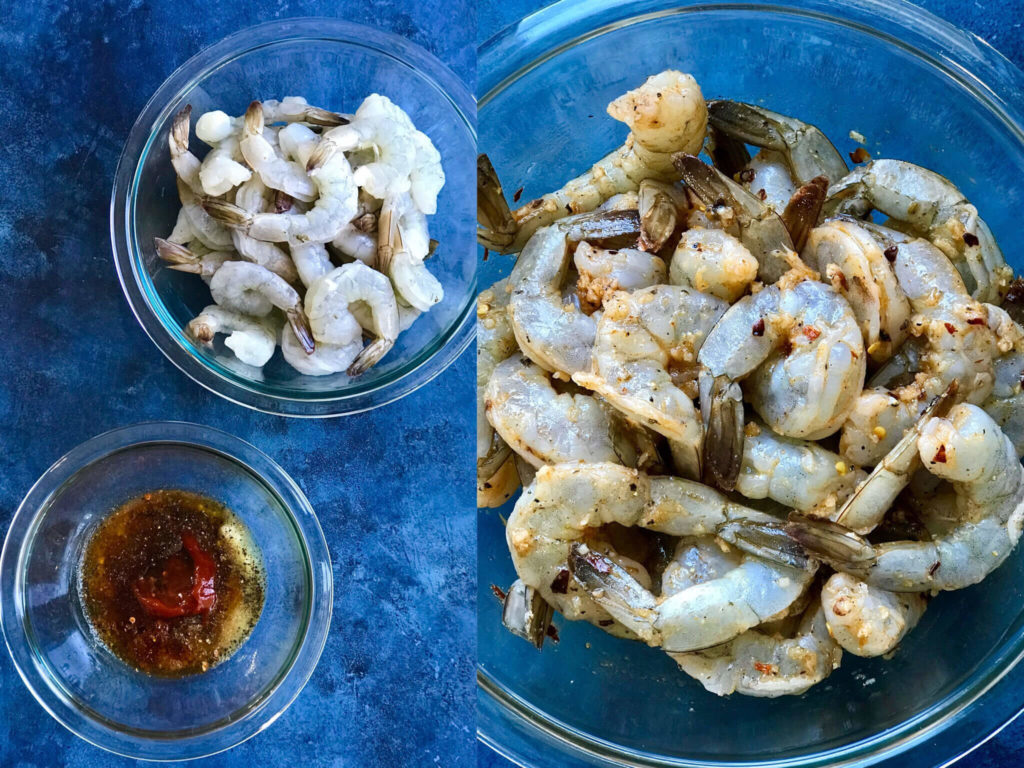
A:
[377,204,397,275]
[170,104,192,155]
[286,308,316,355]
[701,373,744,491]
[302,106,349,127]
[501,579,554,650]
[717,521,816,571]
[782,176,828,252]
[154,237,200,272]
[348,338,394,376]
[306,138,337,174]
[244,100,264,135]
[785,516,876,570]
[187,319,215,344]
[567,543,657,643]
[477,153,517,250]
[202,198,252,229]
[274,190,294,213]
[638,179,677,252]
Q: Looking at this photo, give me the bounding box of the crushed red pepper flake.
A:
[803,326,821,340]
[963,232,980,247]
[932,444,947,463]
[491,584,507,603]
[849,147,871,163]
[752,318,766,336]
[944,322,957,334]
[884,245,898,262]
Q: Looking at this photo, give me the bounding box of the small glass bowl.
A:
[111,18,476,416]
[0,422,332,760]
[478,0,1024,766]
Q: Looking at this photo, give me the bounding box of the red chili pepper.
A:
[133,532,216,618]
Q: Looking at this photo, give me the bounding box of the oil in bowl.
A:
[78,489,265,677]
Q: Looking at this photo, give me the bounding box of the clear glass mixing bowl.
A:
[111,18,476,416]
[0,422,332,760]
[477,1,1024,765]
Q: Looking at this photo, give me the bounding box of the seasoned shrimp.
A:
[573,242,667,314]
[698,272,865,489]
[984,348,1024,455]
[707,100,848,185]
[507,462,814,645]
[240,101,316,202]
[737,150,797,212]
[669,228,758,303]
[674,154,796,283]
[206,140,358,245]
[478,280,520,491]
[155,238,235,283]
[209,260,313,353]
[507,220,599,376]
[803,216,911,365]
[228,177,300,283]
[574,285,729,479]
[483,71,707,252]
[486,355,623,468]
[824,159,1011,303]
[820,572,925,657]
[790,404,1024,592]
[305,262,399,375]
[186,304,278,367]
[281,325,361,376]
[378,193,443,312]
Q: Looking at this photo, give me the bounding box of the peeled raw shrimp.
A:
[186,304,278,367]
[803,216,911,365]
[668,228,758,303]
[482,71,707,252]
[507,462,814,646]
[573,242,667,314]
[984,348,1024,455]
[209,260,313,353]
[824,159,1011,303]
[698,270,866,489]
[674,154,796,283]
[574,285,729,479]
[377,193,443,312]
[166,207,195,245]
[281,325,361,377]
[227,177,300,283]
[507,220,599,376]
[790,404,1024,592]
[169,106,202,193]
[820,572,925,657]
[195,111,251,196]
[206,137,358,245]
[177,178,234,251]
[155,238,235,283]
[240,101,316,202]
[486,355,624,468]
[304,262,399,375]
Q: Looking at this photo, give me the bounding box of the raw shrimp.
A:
[166,207,195,245]
[737,150,797,212]
[290,241,333,288]
[478,278,520,496]
[507,462,814,646]
[169,105,201,192]
[206,141,358,245]
[261,96,348,126]
[478,455,521,510]
[482,71,707,252]
[281,325,361,377]
[486,355,623,467]
[984,348,1024,455]
[177,178,234,251]
[573,285,729,479]
[240,101,316,202]
[735,423,867,515]
[698,272,865,489]
[668,228,758,304]
[803,216,911,365]
[824,159,1011,303]
[196,113,251,197]
[707,100,848,185]
[674,154,796,284]
[186,304,278,367]
[378,193,443,312]
[304,262,399,375]
[839,229,1001,466]
[507,220,599,376]
[820,572,925,657]
[573,241,667,314]
[789,404,1024,592]
[155,238,235,283]
[209,260,313,353]
[227,177,300,283]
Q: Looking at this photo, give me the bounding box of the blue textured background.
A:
[476,1,1024,767]
[0,2,474,767]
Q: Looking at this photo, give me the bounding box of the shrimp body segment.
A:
[186,305,278,368]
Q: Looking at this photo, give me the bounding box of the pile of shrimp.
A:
[478,70,1024,698]
[158,94,445,377]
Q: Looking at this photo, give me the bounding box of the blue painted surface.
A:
[0,2,474,767]
[476,1,1024,767]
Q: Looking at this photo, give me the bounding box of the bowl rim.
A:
[0,421,333,761]
[476,0,1024,766]
[110,17,477,418]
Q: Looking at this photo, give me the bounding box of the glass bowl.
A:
[477,0,1024,766]
[0,422,332,760]
[111,18,476,417]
